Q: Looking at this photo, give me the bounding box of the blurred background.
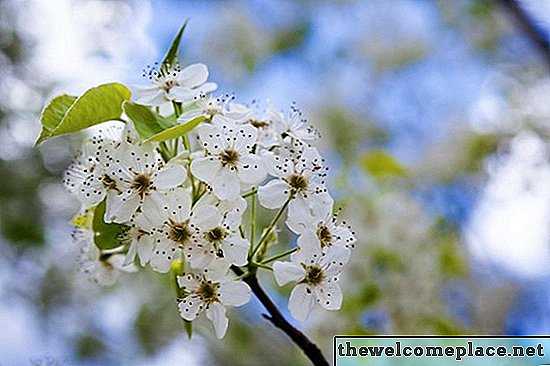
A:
[1,0,550,365]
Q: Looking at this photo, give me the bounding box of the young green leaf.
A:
[144,115,205,143]
[35,83,131,146]
[35,94,78,145]
[123,101,177,141]
[160,19,189,74]
[92,200,129,250]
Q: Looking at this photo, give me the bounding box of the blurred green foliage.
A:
[361,150,408,179]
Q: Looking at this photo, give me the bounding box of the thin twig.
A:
[497,0,550,68]
[232,266,329,366]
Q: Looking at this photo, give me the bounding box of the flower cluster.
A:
[62,60,356,338]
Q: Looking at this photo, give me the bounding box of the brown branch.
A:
[497,0,550,68]
[232,266,329,366]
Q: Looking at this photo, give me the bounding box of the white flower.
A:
[178,93,251,123]
[177,271,251,338]
[74,228,135,286]
[190,115,266,200]
[267,104,319,143]
[121,213,158,267]
[258,143,331,213]
[139,188,221,273]
[273,246,348,321]
[134,63,217,106]
[286,197,356,257]
[190,195,249,269]
[104,141,186,223]
[64,125,127,209]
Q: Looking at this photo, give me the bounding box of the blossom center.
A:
[249,119,269,128]
[131,173,153,197]
[205,106,222,117]
[161,79,179,92]
[168,219,192,245]
[304,265,325,286]
[205,226,227,243]
[316,224,333,248]
[220,148,240,167]
[288,173,308,192]
[101,174,117,190]
[197,280,220,304]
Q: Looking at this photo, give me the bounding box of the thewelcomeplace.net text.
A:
[337,340,544,361]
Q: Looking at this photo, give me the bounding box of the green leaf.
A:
[361,149,407,179]
[35,83,131,146]
[92,200,129,250]
[35,94,78,145]
[123,101,177,141]
[144,116,205,143]
[161,19,189,74]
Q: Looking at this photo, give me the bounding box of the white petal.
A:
[333,225,356,249]
[233,124,258,153]
[177,273,200,292]
[297,230,321,252]
[109,254,137,273]
[218,197,247,230]
[191,202,221,230]
[133,86,165,106]
[168,86,195,101]
[185,242,215,269]
[197,122,222,151]
[178,109,203,123]
[178,294,204,321]
[140,191,169,228]
[205,302,228,339]
[258,179,290,209]
[133,211,157,232]
[177,63,208,88]
[157,187,192,223]
[154,164,186,191]
[105,190,140,223]
[237,154,266,184]
[218,281,251,307]
[288,284,315,322]
[260,150,290,178]
[273,261,305,286]
[222,235,249,266]
[320,246,350,277]
[150,239,178,273]
[75,170,106,207]
[288,195,311,218]
[123,241,137,266]
[211,169,240,201]
[197,82,217,94]
[136,234,154,266]
[203,257,231,281]
[314,282,343,310]
[190,156,223,183]
[285,202,315,234]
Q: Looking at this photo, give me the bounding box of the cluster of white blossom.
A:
[63,62,356,338]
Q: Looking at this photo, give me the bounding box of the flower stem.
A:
[251,262,273,271]
[241,189,257,199]
[231,266,328,366]
[250,187,257,247]
[249,198,290,260]
[260,247,298,264]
